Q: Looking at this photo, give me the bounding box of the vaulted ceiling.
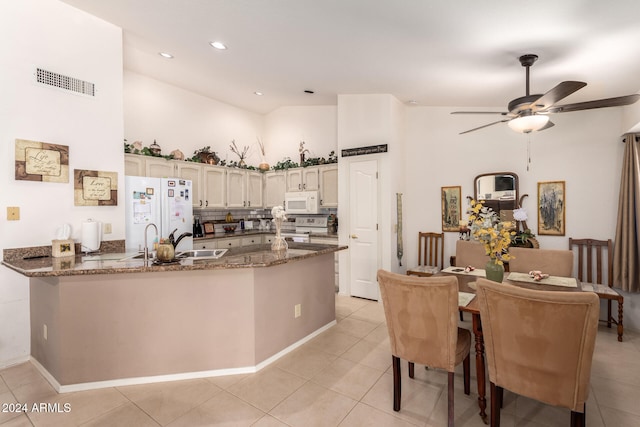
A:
[61,0,640,115]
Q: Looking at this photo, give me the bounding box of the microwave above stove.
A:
[285,191,320,214]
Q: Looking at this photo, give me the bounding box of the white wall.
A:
[264,106,338,165]
[0,0,124,367]
[125,71,265,167]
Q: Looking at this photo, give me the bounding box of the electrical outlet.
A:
[294,304,301,318]
[43,324,47,340]
[7,206,20,221]
[103,223,112,234]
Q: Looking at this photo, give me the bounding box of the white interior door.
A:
[349,159,379,300]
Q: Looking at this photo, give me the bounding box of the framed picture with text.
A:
[441,186,462,232]
[537,181,565,236]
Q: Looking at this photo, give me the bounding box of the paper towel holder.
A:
[81,219,103,255]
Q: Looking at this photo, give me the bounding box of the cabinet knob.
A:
[199,200,203,207]
[205,200,208,207]
[350,234,358,239]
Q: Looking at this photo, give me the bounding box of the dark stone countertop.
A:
[193,230,338,241]
[2,243,347,278]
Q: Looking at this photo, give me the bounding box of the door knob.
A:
[350,234,358,239]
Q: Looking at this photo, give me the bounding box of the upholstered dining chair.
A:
[508,247,573,277]
[475,278,599,427]
[377,269,471,427]
[570,238,624,341]
[407,232,444,277]
[454,240,490,269]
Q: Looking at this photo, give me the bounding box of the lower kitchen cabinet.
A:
[194,240,218,250]
[310,236,339,291]
[241,236,262,246]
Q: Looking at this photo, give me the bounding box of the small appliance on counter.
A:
[193,217,204,238]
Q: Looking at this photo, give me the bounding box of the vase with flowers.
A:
[468,200,516,282]
[271,205,288,252]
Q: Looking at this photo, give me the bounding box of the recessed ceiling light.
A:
[210,41,227,50]
[254,91,263,96]
[158,52,174,59]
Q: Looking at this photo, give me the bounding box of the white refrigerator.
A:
[125,176,194,252]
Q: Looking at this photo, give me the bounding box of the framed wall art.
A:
[537,181,565,236]
[15,139,69,182]
[74,169,118,206]
[441,186,462,232]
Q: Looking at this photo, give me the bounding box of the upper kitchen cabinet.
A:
[145,157,176,178]
[202,165,226,208]
[264,171,286,208]
[286,167,319,192]
[124,154,145,176]
[226,169,263,208]
[318,164,338,207]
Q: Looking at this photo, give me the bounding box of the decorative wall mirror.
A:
[473,171,539,248]
[474,172,519,221]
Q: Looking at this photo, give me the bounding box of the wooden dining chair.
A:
[407,232,444,277]
[569,238,623,341]
[454,240,490,269]
[476,278,599,427]
[507,247,573,277]
[377,270,471,427]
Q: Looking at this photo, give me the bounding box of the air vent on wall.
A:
[35,68,95,97]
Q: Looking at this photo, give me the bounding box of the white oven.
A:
[284,191,320,214]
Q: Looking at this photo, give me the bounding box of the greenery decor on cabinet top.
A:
[125,141,337,171]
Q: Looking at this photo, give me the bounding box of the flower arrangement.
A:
[468,200,515,265]
[271,205,288,252]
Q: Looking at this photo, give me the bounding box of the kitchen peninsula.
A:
[3,242,346,392]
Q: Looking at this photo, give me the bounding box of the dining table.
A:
[440,267,586,424]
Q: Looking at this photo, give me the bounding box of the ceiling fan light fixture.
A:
[507,114,549,133]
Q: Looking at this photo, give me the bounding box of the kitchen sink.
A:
[176,249,228,260]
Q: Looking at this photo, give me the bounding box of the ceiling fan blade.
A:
[547,94,640,113]
[528,81,587,111]
[459,119,510,135]
[539,120,555,131]
[451,111,509,115]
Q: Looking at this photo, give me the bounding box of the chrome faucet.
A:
[144,223,158,265]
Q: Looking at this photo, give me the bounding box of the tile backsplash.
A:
[194,207,337,232]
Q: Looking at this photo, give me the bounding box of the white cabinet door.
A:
[241,236,262,246]
[264,171,286,208]
[217,237,241,248]
[145,158,176,178]
[195,240,217,249]
[246,171,263,208]
[202,166,226,208]
[319,165,338,207]
[286,168,303,192]
[176,162,202,208]
[302,167,320,191]
[226,169,246,207]
[286,167,320,192]
[124,154,145,176]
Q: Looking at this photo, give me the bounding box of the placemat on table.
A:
[442,266,486,277]
[458,292,476,306]
[507,272,578,288]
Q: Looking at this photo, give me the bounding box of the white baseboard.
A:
[31,320,337,393]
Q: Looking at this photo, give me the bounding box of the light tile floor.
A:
[1,294,639,426]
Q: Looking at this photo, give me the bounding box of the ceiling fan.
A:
[452,54,640,134]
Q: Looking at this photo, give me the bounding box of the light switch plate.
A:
[7,207,20,221]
